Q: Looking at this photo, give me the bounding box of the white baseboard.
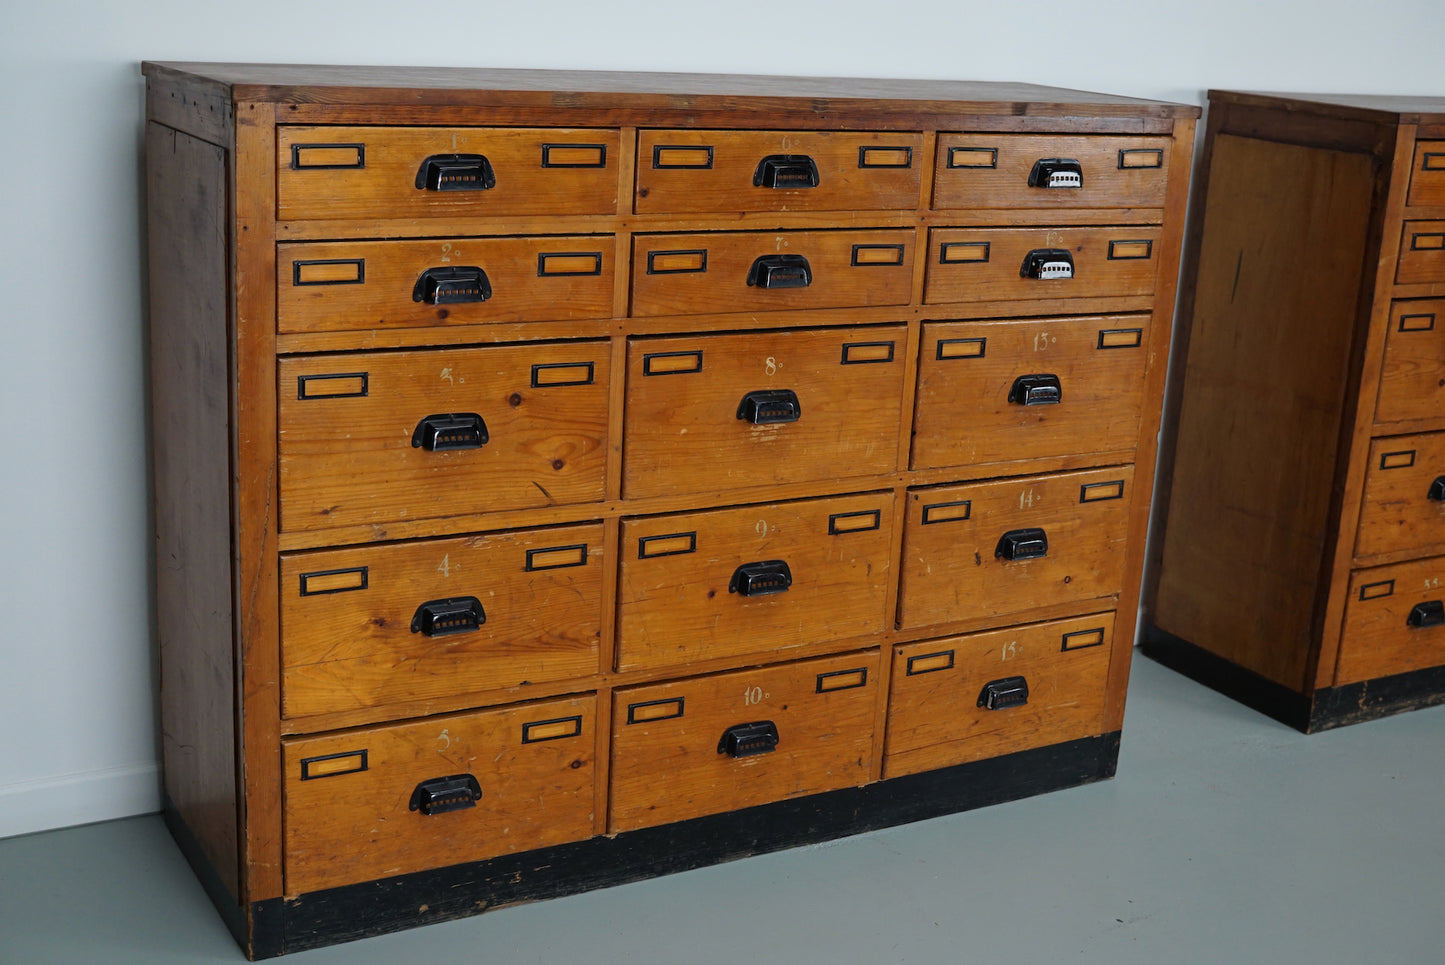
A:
[0,763,161,839]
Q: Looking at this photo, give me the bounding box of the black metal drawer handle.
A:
[415,153,496,191]
[753,154,820,189]
[412,413,489,451]
[996,528,1048,561]
[1028,158,1083,189]
[1021,248,1074,280]
[411,596,486,636]
[409,774,482,814]
[1008,373,1062,406]
[1430,476,1445,501]
[747,254,812,289]
[978,676,1029,710]
[729,560,793,596]
[413,266,492,305]
[1409,600,1445,628]
[718,721,780,757]
[737,389,801,424]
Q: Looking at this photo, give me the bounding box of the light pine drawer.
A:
[1376,300,1445,425]
[1355,433,1445,559]
[1397,221,1445,285]
[924,226,1161,304]
[933,134,1170,210]
[1406,142,1445,207]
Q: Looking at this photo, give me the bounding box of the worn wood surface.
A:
[1396,219,1445,284]
[1407,140,1445,206]
[1375,298,1445,426]
[1336,557,1445,683]
[932,134,1171,210]
[1355,432,1445,559]
[608,651,878,832]
[924,225,1160,304]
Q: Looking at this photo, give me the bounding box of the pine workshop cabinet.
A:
[143,63,1196,957]
[1146,91,1445,731]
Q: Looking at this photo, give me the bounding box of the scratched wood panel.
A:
[933,134,1171,210]
[622,325,907,498]
[635,129,923,213]
[912,314,1150,469]
[277,342,610,532]
[1355,432,1445,559]
[898,466,1134,630]
[283,694,596,893]
[279,522,603,718]
[277,126,620,220]
[883,612,1113,777]
[608,651,877,832]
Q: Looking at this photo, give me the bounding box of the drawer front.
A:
[1406,142,1445,207]
[933,134,1171,210]
[277,236,615,334]
[1397,221,1445,285]
[278,342,609,532]
[615,493,894,671]
[277,126,620,221]
[622,326,907,498]
[1338,558,1445,684]
[1377,300,1445,425]
[1355,433,1445,558]
[883,613,1113,778]
[924,226,1160,304]
[283,694,596,893]
[912,315,1150,470]
[636,130,923,214]
[608,652,877,832]
[279,523,604,718]
[898,467,1134,630]
[631,229,914,317]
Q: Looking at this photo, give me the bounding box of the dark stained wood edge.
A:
[145,64,235,147]
[206,732,1120,958]
[1210,89,1445,126]
[1208,97,1397,156]
[142,62,1200,118]
[162,794,248,948]
[1141,625,1314,731]
[1310,664,1445,731]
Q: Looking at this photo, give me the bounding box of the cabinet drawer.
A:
[1377,300,1445,425]
[933,134,1170,210]
[622,326,906,498]
[615,493,894,672]
[883,613,1113,778]
[278,342,609,532]
[898,467,1134,630]
[1406,142,1445,207]
[608,652,877,832]
[1397,221,1445,285]
[283,694,596,893]
[1355,433,1445,558]
[1338,558,1445,683]
[635,130,923,214]
[279,523,603,718]
[277,236,615,334]
[276,126,620,221]
[911,315,1150,470]
[631,229,914,317]
[924,226,1160,304]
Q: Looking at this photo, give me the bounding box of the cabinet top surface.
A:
[1211,89,1445,123]
[142,62,1199,118]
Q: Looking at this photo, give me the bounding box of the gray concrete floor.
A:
[3,656,1444,964]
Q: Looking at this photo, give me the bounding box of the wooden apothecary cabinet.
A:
[1147,91,1445,731]
[143,62,1195,956]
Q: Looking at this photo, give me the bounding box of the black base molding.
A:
[166,733,1120,959]
[1142,625,1445,733]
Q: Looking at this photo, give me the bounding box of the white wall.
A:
[0,0,1438,838]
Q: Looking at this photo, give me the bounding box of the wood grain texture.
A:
[1355,432,1445,559]
[621,325,907,498]
[276,126,620,221]
[1151,133,1375,690]
[608,651,878,832]
[277,342,611,531]
[924,225,1161,304]
[883,612,1113,777]
[1407,141,1445,206]
[1374,298,1445,426]
[616,493,894,671]
[1336,557,1445,684]
[283,694,596,893]
[932,134,1171,210]
[276,235,615,333]
[897,466,1134,630]
[911,314,1150,469]
[147,122,239,902]
[279,523,603,718]
[630,228,914,316]
[1396,219,1445,284]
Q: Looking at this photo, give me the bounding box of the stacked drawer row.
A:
[1338,141,1445,684]
[273,124,1179,894]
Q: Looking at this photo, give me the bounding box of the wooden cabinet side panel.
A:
[147,121,239,900]
[1153,133,1376,690]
